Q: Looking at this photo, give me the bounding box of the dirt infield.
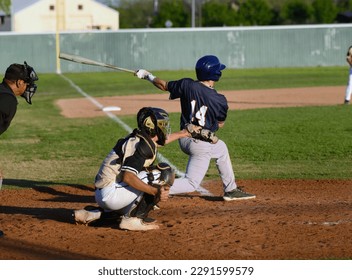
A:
[56,86,346,118]
[0,180,351,260]
[1,86,351,260]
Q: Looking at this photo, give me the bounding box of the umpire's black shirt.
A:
[0,81,18,135]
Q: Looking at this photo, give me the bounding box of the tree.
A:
[150,0,190,28]
[114,0,346,28]
[281,0,314,24]
[201,0,238,27]
[118,0,154,28]
[0,0,11,14]
[334,0,352,11]
[312,0,338,23]
[237,0,274,26]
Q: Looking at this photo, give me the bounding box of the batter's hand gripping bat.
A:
[59,53,135,74]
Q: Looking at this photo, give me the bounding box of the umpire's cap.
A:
[4,62,38,83]
[4,62,39,104]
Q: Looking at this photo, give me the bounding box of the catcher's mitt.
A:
[186,123,219,144]
[143,162,175,205]
[145,162,175,188]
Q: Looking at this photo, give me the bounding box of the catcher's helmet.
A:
[195,55,226,82]
[137,107,170,146]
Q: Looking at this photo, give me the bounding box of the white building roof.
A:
[11,0,119,32]
[12,0,39,13]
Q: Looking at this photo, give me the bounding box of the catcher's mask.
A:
[4,61,39,104]
[195,55,226,82]
[137,107,170,146]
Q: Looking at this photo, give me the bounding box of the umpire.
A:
[0,62,38,134]
[0,61,39,237]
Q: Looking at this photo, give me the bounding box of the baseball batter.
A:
[136,55,255,201]
[344,46,352,104]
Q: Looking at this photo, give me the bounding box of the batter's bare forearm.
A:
[164,129,189,145]
[152,77,168,91]
[135,69,168,91]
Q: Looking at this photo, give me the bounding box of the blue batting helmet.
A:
[195,55,226,81]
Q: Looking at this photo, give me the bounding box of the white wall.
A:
[13,0,119,32]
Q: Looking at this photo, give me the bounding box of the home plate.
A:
[102,106,121,112]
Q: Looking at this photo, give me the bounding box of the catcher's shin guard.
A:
[121,193,160,231]
[129,193,156,219]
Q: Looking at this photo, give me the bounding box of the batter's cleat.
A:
[73,209,102,226]
[119,216,159,231]
[344,99,350,105]
[223,188,256,201]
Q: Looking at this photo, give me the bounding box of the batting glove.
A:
[185,123,219,144]
[135,69,155,83]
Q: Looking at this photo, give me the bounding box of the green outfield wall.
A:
[1,24,352,74]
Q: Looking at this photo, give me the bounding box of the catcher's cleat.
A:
[223,188,256,201]
[73,209,101,226]
[119,216,159,231]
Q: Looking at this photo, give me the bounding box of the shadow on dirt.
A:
[0,236,103,260]
[2,179,95,203]
[0,181,96,224]
[2,178,89,190]
[170,193,224,201]
[0,205,78,224]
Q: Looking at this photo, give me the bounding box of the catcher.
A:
[73,107,188,231]
[136,55,256,201]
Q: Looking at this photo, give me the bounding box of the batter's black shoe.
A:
[223,188,256,201]
[344,99,350,105]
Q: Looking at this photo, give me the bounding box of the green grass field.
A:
[1,66,351,188]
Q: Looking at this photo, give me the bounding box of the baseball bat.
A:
[59,53,135,74]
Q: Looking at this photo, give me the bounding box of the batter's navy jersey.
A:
[167,78,228,132]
